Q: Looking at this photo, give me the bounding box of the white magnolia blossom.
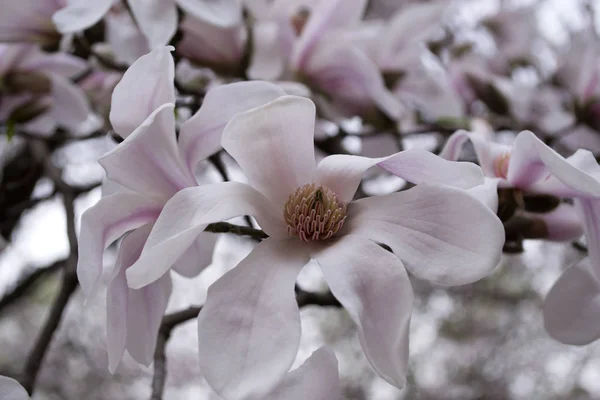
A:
[0,376,29,400]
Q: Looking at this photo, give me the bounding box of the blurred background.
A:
[2,0,600,398]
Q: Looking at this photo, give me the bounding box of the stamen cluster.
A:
[283,183,347,242]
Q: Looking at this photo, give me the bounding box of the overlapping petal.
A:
[313,234,412,388]
[127,0,178,48]
[52,0,113,34]
[126,182,286,289]
[177,0,243,28]
[172,232,219,278]
[348,184,504,285]
[77,193,162,298]
[221,95,317,205]
[178,81,287,174]
[109,46,176,139]
[197,238,309,400]
[0,376,29,400]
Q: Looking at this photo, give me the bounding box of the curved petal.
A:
[466,178,499,212]
[313,235,412,388]
[577,199,600,275]
[104,9,150,65]
[509,131,600,196]
[100,104,195,201]
[178,81,287,174]
[264,347,341,400]
[197,238,309,400]
[314,148,484,203]
[221,95,316,205]
[52,0,113,34]
[348,184,504,286]
[292,0,366,69]
[177,0,242,27]
[172,231,218,278]
[127,0,178,48]
[126,182,287,289]
[0,1,60,44]
[109,46,175,138]
[302,41,401,119]
[247,21,286,80]
[544,261,600,345]
[77,193,162,298]
[439,130,511,178]
[0,376,29,400]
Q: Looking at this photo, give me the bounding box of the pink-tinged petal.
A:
[529,149,600,198]
[100,104,195,201]
[198,238,309,400]
[522,203,583,242]
[177,0,242,27]
[544,261,600,345]
[52,0,113,34]
[439,130,511,179]
[292,0,367,70]
[178,81,287,174]
[0,376,29,400]
[509,131,600,195]
[107,223,153,372]
[110,46,175,139]
[127,0,178,48]
[313,235,412,388]
[247,21,286,80]
[264,347,341,400]
[466,178,499,212]
[126,182,287,289]
[315,149,484,203]
[104,9,150,65]
[172,231,218,278]
[221,95,317,205]
[77,193,162,298]
[302,41,402,119]
[0,1,60,44]
[48,73,92,132]
[348,184,504,286]
[20,51,87,78]
[125,267,172,365]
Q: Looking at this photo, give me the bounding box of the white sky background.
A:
[1,0,600,399]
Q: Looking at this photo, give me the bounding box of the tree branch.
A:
[204,222,268,241]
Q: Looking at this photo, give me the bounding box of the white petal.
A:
[0,376,29,400]
[100,104,195,201]
[577,199,600,275]
[264,347,341,400]
[172,231,218,278]
[177,0,242,27]
[126,183,286,289]
[77,193,162,298]
[107,223,153,373]
[197,238,309,400]
[221,95,316,205]
[466,178,499,212]
[48,73,93,133]
[178,81,287,174]
[544,261,600,345]
[348,184,504,286]
[52,0,113,33]
[127,0,178,48]
[315,148,484,203]
[247,21,286,80]
[314,235,412,388]
[509,131,600,196]
[109,46,176,138]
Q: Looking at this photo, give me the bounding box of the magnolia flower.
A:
[0,44,94,135]
[0,0,63,45]
[0,376,28,400]
[247,0,401,120]
[77,46,293,371]
[441,130,588,241]
[124,94,504,398]
[53,0,242,50]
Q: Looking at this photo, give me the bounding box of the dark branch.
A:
[204,222,268,241]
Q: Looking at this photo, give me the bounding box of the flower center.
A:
[493,152,510,179]
[283,183,347,242]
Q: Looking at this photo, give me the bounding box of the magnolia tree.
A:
[0,0,600,399]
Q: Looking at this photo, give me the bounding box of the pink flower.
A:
[53,0,242,49]
[125,94,504,398]
[248,0,401,120]
[0,44,94,135]
[0,376,29,400]
[77,46,292,371]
